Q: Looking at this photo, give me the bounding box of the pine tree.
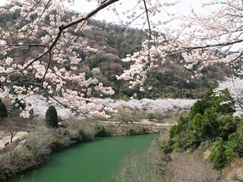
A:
[45,106,58,128]
[0,99,8,118]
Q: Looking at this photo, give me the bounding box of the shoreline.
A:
[1,121,165,181]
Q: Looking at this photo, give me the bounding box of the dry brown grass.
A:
[114,144,166,182]
[164,151,221,182]
[222,158,243,182]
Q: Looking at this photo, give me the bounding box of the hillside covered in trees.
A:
[0,7,233,99]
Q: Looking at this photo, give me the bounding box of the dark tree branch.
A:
[142,0,152,38]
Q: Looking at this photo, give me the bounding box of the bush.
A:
[169,116,189,138]
[0,99,8,118]
[94,123,111,137]
[126,127,148,135]
[115,144,165,182]
[147,113,153,121]
[114,105,135,124]
[164,152,220,181]
[209,137,227,169]
[0,123,94,180]
[164,87,240,169]
[45,106,58,128]
[78,128,93,141]
[49,136,63,151]
[161,139,174,154]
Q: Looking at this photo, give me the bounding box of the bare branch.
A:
[142,0,152,38]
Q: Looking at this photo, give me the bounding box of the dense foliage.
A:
[45,106,58,128]
[0,99,7,118]
[162,87,243,169]
[94,123,111,137]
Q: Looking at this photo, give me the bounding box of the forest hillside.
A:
[0,8,233,99]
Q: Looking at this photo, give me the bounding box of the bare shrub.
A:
[0,127,52,179]
[222,158,243,182]
[67,116,82,130]
[66,116,95,136]
[77,119,95,138]
[114,142,166,182]
[114,105,136,124]
[0,118,95,180]
[63,117,95,142]
[25,127,52,159]
[0,117,29,143]
[164,151,221,182]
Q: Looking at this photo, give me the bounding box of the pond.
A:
[6,134,158,182]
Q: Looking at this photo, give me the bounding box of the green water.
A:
[7,134,158,182]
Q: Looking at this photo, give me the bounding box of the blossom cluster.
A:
[215,77,243,117]
[118,0,243,88]
[0,0,117,118]
[1,0,243,118]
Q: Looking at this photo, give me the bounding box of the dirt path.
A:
[97,119,173,136]
[99,119,173,127]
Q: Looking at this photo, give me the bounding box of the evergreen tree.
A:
[0,99,8,118]
[45,106,58,128]
[162,88,240,169]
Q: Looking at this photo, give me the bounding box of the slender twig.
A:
[65,21,86,48]
[166,39,243,56]
[39,0,52,20]
[22,0,42,19]
[5,25,15,44]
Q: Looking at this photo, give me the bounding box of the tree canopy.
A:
[0,0,243,117]
[162,87,243,169]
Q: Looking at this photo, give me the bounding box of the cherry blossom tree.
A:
[0,0,178,118]
[214,77,243,117]
[0,0,243,118]
[118,0,243,89]
[117,0,243,116]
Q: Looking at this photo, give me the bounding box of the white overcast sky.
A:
[68,0,214,25]
[0,0,215,22]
